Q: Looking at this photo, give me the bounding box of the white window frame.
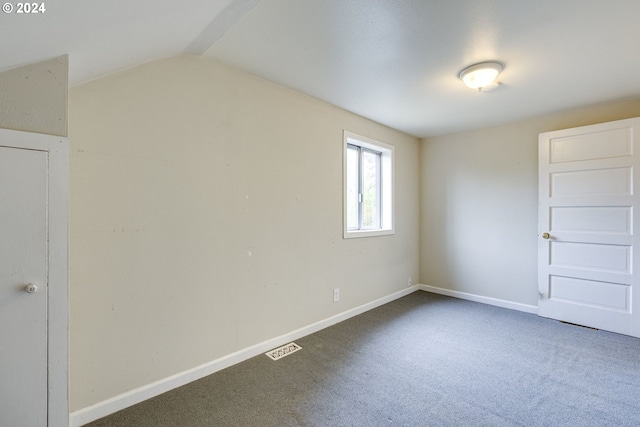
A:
[343,131,394,239]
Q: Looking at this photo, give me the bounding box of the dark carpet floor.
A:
[85,291,640,427]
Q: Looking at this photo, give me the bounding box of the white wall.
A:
[0,56,68,137]
[68,55,419,411]
[420,98,640,307]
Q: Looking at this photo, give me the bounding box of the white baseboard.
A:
[69,285,419,427]
[419,284,538,314]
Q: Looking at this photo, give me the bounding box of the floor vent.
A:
[265,342,302,361]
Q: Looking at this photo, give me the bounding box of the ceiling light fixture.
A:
[458,61,504,92]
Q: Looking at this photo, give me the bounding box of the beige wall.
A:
[68,55,420,411]
[420,98,640,307]
[0,56,68,137]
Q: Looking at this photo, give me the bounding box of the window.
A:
[343,131,394,238]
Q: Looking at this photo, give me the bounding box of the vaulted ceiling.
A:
[3,0,640,137]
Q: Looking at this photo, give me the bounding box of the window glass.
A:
[343,131,394,238]
[346,145,359,230]
[361,148,381,229]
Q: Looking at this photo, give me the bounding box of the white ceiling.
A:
[2,0,640,137]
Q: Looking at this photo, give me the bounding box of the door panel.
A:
[0,146,48,426]
[550,206,631,234]
[550,167,632,197]
[549,126,632,163]
[550,241,631,273]
[539,117,640,337]
[549,276,630,311]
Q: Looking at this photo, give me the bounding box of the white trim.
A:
[69,285,419,427]
[0,128,69,427]
[419,284,538,314]
[47,135,69,427]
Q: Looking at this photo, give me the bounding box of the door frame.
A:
[0,128,69,427]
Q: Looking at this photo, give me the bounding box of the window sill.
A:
[343,228,394,239]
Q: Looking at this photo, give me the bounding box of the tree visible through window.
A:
[344,131,394,238]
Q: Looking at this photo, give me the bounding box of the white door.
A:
[0,146,48,426]
[538,117,640,337]
[0,129,68,427]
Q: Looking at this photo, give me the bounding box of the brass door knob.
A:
[542,232,550,239]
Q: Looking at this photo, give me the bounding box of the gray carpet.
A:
[85,291,640,426]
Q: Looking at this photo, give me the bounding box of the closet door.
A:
[0,129,68,427]
[0,145,48,426]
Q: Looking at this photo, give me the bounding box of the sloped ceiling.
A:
[2,0,640,137]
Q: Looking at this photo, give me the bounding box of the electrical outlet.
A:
[408,276,413,286]
[333,288,340,303]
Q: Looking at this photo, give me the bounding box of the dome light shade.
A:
[459,61,504,91]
